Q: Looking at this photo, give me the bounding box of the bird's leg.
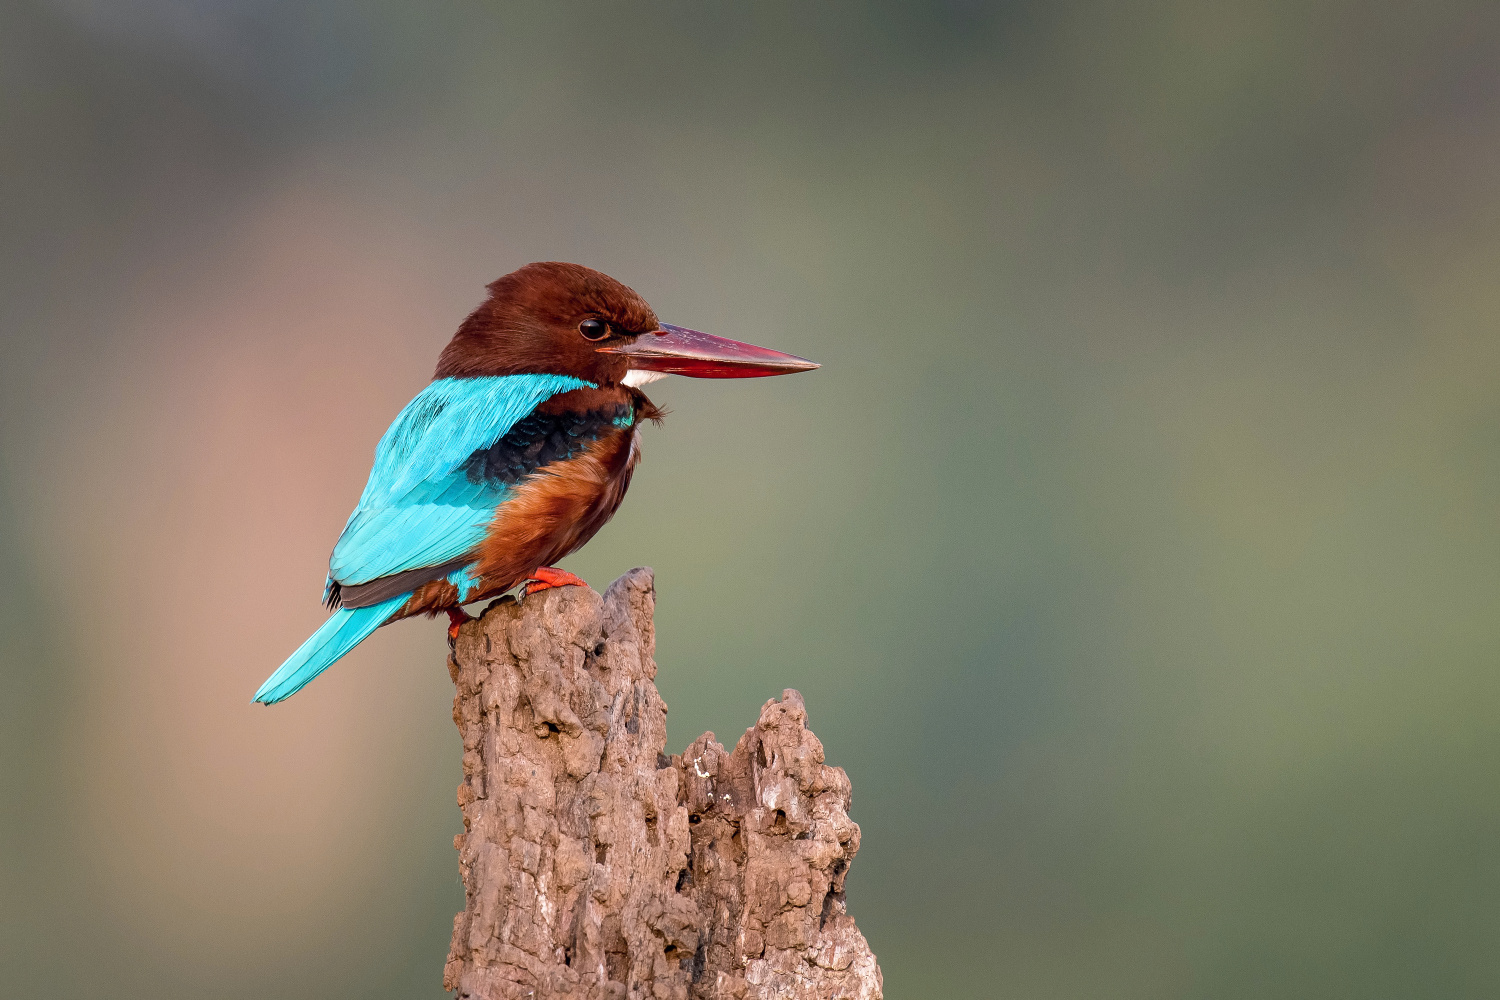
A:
[523,566,589,596]
[446,606,474,646]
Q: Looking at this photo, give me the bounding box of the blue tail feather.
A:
[254,593,410,704]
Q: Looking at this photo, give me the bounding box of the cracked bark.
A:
[444,568,882,1000]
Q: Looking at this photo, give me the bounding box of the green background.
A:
[4,2,1500,996]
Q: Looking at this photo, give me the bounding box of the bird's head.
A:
[435,262,818,386]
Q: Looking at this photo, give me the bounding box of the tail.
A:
[253,593,410,704]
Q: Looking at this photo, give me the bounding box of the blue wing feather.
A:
[328,374,590,587]
[258,374,589,704]
[254,594,410,704]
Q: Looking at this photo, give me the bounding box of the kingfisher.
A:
[253,262,817,704]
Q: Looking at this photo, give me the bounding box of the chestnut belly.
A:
[395,426,640,620]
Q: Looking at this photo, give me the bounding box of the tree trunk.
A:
[443,568,882,1000]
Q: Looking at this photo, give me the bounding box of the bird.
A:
[253,262,818,704]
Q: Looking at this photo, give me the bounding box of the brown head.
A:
[435,262,819,385]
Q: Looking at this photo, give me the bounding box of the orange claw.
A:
[524,566,589,595]
[446,607,474,643]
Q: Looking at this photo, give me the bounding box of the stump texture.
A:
[444,568,882,1000]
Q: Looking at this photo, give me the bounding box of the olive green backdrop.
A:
[3,2,1500,997]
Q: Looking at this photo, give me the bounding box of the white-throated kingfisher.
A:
[254,262,817,703]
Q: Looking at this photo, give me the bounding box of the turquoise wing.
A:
[327,373,591,590]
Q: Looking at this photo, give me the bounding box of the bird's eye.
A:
[579,319,610,341]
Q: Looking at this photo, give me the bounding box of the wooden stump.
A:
[444,568,882,1000]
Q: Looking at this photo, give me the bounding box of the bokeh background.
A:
[3,1,1500,996]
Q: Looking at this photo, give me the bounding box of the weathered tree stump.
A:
[444,568,882,1000]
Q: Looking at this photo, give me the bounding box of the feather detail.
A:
[329,374,592,588]
[358,374,592,507]
[253,593,409,704]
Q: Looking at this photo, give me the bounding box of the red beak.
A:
[598,324,819,378]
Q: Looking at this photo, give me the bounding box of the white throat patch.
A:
[621,369,669,388]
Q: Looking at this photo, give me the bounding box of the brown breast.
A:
[468,424,640,599]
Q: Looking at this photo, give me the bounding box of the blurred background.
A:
[3,1,1499,996]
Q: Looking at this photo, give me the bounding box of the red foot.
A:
[524,566,589,596]
[446,607,474,643]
